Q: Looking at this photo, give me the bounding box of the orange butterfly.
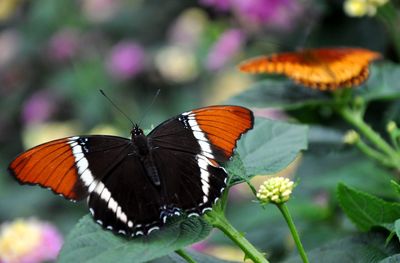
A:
[238,47,382,91]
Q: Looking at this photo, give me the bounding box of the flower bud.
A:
[257,177,294,204]
[387,121,397,133]
[344,130,360,144]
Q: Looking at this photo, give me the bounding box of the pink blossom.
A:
[205,28,246,71]
[0,219,63,263]
[199,0,232,12]
[47,29,79,62]
[253,108,288,120]
[232,0,303,29]
[106,41,146,80]
[22,90,56,125]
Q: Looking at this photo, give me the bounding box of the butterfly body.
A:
[9,105,253,236]
[239,47,381,90]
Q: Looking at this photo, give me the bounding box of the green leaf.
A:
[226,79,330,110]
[379,254,400,263]
[58,215,212,263]
[337,183,400,231]
[154,250,233,263]
[391,180,400,196]
[357,63,400,102]
[283,232,399,263]
[226,117,308,185]
[395,219,400,243]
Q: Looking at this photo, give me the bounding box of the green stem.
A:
[205,209,269,263]
[354,139,393,166]
[175,249,196,263]
[377,3,400,60]
[277,204,309,263]
[338,107,399,164]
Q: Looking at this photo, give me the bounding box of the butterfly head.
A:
[131,124,144,137]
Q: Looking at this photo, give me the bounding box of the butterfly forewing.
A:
[8,135,131,200]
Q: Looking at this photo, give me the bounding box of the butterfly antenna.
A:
[99,89,135,126]
[138,89,161,127]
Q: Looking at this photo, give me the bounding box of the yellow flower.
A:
[344,0,388,17]
[257,177,295,204]
[344,0,369,17]
[0,218,63,263]
[0,219,42,262]
[0,0,21,21]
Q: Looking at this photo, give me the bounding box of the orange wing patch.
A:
[8,138,82,200]
[191,106,253,158]
[239,47,382,90]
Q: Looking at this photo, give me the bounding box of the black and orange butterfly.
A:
[8,106,253,236]
[239,47,382,90]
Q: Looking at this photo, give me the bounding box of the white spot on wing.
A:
[148,226,160,234]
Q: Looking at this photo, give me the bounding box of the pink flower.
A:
[253,108,288,120]
[106,41,146,80]
[232,0,303,29]
[205,28,245,71]
[199,0,232,12]
[47,29,79,62]
[0,218,63,263]
[22,90,57,125]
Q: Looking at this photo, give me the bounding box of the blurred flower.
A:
[343,0,388,17]
[191,240,209,252]
[47,28,80,62]
[199,0,232,12]
[343,130,360,144]
[253,108,288,120]
[232,0,303,30]
[106,41,146,80]
[0,30,20,69]
[155,45,198,83]
[257,177,294,204]
[0,0,21,21]
[387,121,397,133]
[22,90,57,125]
[22,121,80,149]
[82,0,121,23]
[205,28,245,71]
[89,124,123,136]
[0,218,62,263]
[168,8,207,49]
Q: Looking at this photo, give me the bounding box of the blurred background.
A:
[0,0,398,262]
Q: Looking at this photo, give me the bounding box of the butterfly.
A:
[8,105,253,237]
[238,47,382,91]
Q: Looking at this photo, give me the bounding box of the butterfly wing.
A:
[8,135,132,201]
[239,47,381,90]
[149,105,253,216]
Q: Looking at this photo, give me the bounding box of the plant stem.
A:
[277,204,309,263]
[338,107,399,166]
[175,249,196,263]
[205,209,269,263]
[354,139,393,166]
[378,3,400,61]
